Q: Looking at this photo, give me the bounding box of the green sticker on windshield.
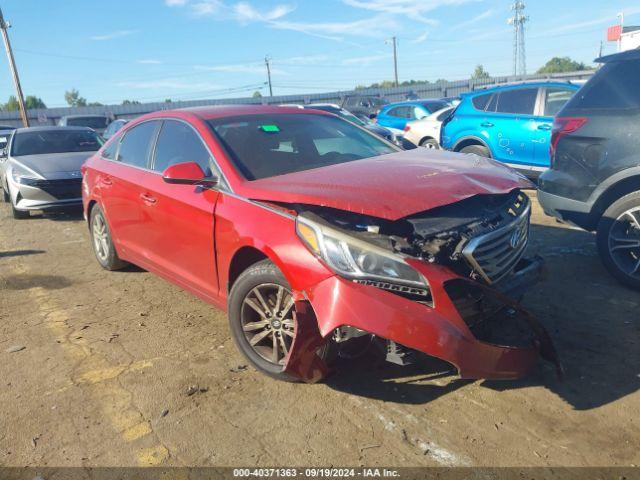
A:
[259,124,280,133]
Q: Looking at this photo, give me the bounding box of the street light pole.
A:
[391,36,399,87]
[0,6,29,127]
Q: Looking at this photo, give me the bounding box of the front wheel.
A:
[89,205,128,271]
[596,191,640,291]
[11,201,29,219]
[228,260,300,382]
[2,186,9,203]
[459,144,490,158]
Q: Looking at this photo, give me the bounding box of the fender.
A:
[452,134,493,154]
[588,166,640,207]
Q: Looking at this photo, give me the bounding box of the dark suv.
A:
[538,49,640,290]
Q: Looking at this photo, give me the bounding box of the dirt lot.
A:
[0,193,638,468]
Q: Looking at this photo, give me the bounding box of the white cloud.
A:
[450,8,496,31]
[116,80,222,90]
[278,54,329,65]
[165,0,188,5]
[271,15,397,39]
[137,59,163,64]
[191,0,222,16]
[341,0,479,24]
[194,63,288,75]
[411,31,429,44]
[341,54,390,66]
[233,2,295,22]
[91,30,137,41]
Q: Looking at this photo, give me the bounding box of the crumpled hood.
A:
[10,152,92,180]
[237,149,534,221]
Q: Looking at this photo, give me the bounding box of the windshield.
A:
[209,113,397,180]
[11,130,103,156]
[309,106,366,126]
[66,117,109,129]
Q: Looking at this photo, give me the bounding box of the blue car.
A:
[375,100,450,135]
[441,81,580,176]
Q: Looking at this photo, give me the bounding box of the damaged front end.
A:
[281,189,562,383]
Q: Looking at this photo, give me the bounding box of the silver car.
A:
[1,126,102,219]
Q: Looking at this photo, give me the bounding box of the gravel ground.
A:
[0,192,638,468]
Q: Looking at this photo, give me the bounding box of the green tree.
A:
[25,95,47,109]
[537,57,588,74]
[65,88,87,107]
[87,102,104,106]
[252,91,263,98]
[164,98,172,103]
[471,64,490,80]
[3,95,20,111]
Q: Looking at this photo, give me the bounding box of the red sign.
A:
[608,24,622,41]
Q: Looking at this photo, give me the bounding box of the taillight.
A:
[404,125,411,132]
[550,117,587,160]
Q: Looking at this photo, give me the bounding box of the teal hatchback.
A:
[441,81,580,177]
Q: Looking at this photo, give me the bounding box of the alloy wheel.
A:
[608,206,640,279]
[240,283,295,366]
[92,213,110,262]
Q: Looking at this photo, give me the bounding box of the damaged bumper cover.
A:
[285,255,561,383]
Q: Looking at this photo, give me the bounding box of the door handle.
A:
[538,124,552,131]
[102,176,112,186]
[140,193,157,204]
[480,122,494,127]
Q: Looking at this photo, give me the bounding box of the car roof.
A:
[60,114,109,119]
[596,48,640,63]
[14,126,94,133]
[465,80,580,96]
[140,105,334,122]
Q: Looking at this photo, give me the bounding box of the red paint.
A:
[83,106,551,383]
[161,161,207,184]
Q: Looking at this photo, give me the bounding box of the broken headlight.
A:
[296,216,428,290]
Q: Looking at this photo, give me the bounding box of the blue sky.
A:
[1,0,639,107]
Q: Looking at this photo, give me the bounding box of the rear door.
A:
[532,86,577,168]
[487,87,539,168]
[140,119,221,298]
[100,120,160,261]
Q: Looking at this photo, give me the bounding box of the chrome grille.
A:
[462,203,531,284]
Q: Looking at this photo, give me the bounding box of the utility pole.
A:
[264,56,273,97]
[0,7,29,127]
[507,2,528,76]
[617,12,624,52]
[391,36,399,87]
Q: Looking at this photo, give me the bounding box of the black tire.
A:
[460,144,491,158]
[2,186,9,203]
[596,191,640,291]
[419,138,439,149]
[89,205,128,271]
[228,259,303,382]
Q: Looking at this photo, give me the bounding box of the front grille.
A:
[462,204,531,284]
[30,178,82,200]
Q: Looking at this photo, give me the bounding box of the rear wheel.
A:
[89,205,128,271]
[419,138,439,149]
[596,192,640,291]
[460,144,490,158]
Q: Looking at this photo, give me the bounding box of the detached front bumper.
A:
[285,256,560,383]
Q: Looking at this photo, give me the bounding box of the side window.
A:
[544,88,576,116]
[101,134,121,160]
[568,61,640,110]
[117,121,158,168]
[495,88,538,115]
[386,107,401,117]
[153,120,212,175]
[437,109,452,121]
[472,93,492,111]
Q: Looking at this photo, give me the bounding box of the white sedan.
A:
[403,106,454,149]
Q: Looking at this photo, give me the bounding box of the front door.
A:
[139,119,220,299]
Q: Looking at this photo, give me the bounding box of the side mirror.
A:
[162,161,218,187]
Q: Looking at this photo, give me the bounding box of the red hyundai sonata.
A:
[82,105,560,382]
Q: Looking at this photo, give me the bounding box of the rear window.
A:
[11,130,102,156]
[66,117,109,129]
[565,60,640,110]
[421,101,449,113]
[209,114,397,180]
